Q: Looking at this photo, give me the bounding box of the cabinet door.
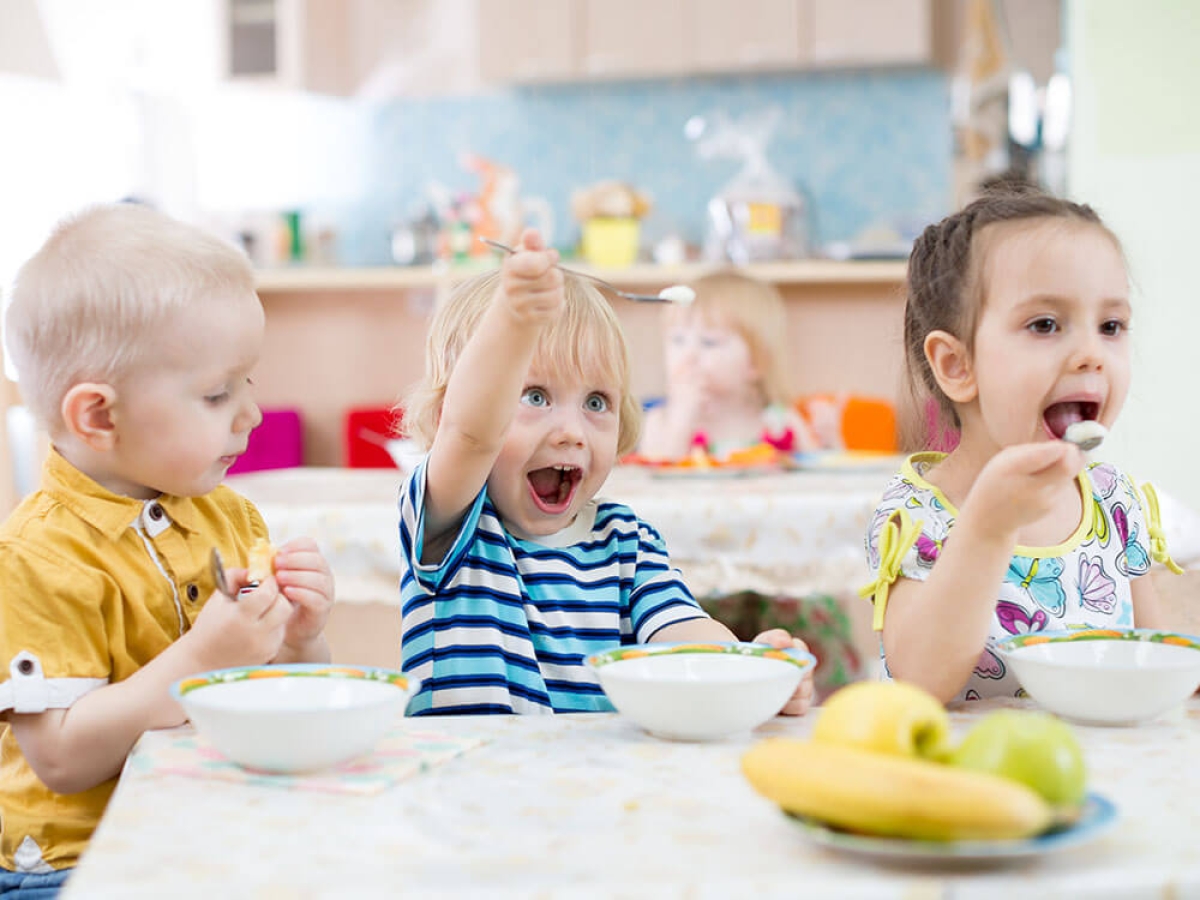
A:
[478,0,581,83]
[810,0,934,67]
[581,0,688,79]
[693,0,808,73]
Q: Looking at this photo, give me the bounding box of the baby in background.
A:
[397,229,814,716]
[862,185,1181,704]
[0,203,335,895]
[639,269,841,460]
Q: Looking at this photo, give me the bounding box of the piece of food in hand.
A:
[1064,419,1107,451]
[811,680,951,760]
[246,539,277,584]
[949,710,1087,809]
[742,738,1053,841]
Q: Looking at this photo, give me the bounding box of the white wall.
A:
[1068,0,1200,508]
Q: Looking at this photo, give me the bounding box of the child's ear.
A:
[61,382,119,451]
[924,330,976,404]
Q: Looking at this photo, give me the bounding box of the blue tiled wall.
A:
[345,69,951,265]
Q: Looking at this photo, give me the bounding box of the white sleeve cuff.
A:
[0,651,107,713]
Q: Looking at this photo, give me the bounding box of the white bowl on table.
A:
[171,664,418,773]
[995,628,1200,726]
[586,642,815,741]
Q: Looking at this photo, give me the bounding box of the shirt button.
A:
[17,659,34,675]
[148,503,164,521]
[187,583,200,602]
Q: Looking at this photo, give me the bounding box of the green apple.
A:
[950,710,1087,808]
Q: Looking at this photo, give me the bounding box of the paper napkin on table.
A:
[128,726,486,796]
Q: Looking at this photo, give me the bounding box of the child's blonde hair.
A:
[404,270,642,455]
[6,203,256,431]
[665,269,790,406]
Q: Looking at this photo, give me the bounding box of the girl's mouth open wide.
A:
[1043,400,1100,439]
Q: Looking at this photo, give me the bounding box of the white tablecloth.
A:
[225,464,891,605]
[65,697,1200,898]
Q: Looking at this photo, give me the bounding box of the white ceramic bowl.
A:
[171,664,418,772]
[586,642,815,741]
[996,629,1200,725]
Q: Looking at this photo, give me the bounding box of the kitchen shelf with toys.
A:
[252,258,908,293]
[251,259,908,468]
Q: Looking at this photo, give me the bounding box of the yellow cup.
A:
[581,217,640,268]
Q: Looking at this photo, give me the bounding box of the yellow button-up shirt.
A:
[0,450,268,872]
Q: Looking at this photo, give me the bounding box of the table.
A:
[226,463,894,604]
[64,697,1200,898]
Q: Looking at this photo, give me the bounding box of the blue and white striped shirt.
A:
[398,462,707,715]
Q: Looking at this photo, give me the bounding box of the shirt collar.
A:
[41,448,203,537]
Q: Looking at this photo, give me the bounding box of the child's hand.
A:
[753,628,815,715]
[272,537,335,657]
[968,441,1086,541]
[499,228,563,326]
[185,577,292,671]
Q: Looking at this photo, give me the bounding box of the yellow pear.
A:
[812,681,950,759]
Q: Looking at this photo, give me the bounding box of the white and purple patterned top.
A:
[865,454,1155,702]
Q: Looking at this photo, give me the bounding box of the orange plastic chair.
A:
[795,394,898,453]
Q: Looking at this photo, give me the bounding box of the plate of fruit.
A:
[742,682,1118,865]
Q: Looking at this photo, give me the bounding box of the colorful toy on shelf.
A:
[461,154,553,257]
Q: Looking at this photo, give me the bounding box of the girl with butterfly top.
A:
[861,186,1182,703]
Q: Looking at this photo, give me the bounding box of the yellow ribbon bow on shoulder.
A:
[1140,483,1184,575]
[859,509,923,632]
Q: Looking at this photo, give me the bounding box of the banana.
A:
[742,738,1053,842]
[812,681,951,760]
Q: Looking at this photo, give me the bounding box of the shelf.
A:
[254,259,909,293]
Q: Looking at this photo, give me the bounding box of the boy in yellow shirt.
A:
[0,203,335,896]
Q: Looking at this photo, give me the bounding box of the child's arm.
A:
[881,441,1084,702]
[9,581,292,795]
[421,230,563,557]
[653,619,814,714]
[1131,571,1166,630]
[638,390,704,460]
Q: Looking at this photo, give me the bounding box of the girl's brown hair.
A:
[403,270,643,455]
[903,186,1119,448]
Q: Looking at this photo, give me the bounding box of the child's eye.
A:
[584,393,610,413]
[1100,319,1127,337]
[521,387,549,408]
[205,391,230,405]
[1027,317,1058,334]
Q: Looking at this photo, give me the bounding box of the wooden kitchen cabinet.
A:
[580,0,689,79]
[808,0,953,68]
[478,0,582,83]
[223,0,355,94]
[692,0,809,73]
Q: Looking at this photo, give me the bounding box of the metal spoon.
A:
[1064,420,1107,452]
[210,547,235,600]
[478,237,693,304]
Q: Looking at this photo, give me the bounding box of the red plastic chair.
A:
[343,406,404,468]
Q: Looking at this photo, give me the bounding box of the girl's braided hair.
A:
[903,184,1116,446]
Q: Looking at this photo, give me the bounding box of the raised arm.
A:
[422,230,564,547]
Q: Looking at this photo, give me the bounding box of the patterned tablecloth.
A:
[226,464,893,605]
[65,697,1200,898]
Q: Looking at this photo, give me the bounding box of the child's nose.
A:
[236,398,263,434]
[550,409,585,446]
[1069,330,1106,371]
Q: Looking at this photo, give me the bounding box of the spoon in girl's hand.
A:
[1064,420,1107,451]
[479,237,694,305]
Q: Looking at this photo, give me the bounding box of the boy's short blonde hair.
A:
[664,269,790,406]
[404,270,642,456]
[6,203,256,430]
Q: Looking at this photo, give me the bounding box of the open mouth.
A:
[527,464,583,515]
[1043,400,1100,439]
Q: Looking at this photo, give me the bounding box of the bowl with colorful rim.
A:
[994,628,1200,725]
[586,641,815,741]
[171,664,419,773]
